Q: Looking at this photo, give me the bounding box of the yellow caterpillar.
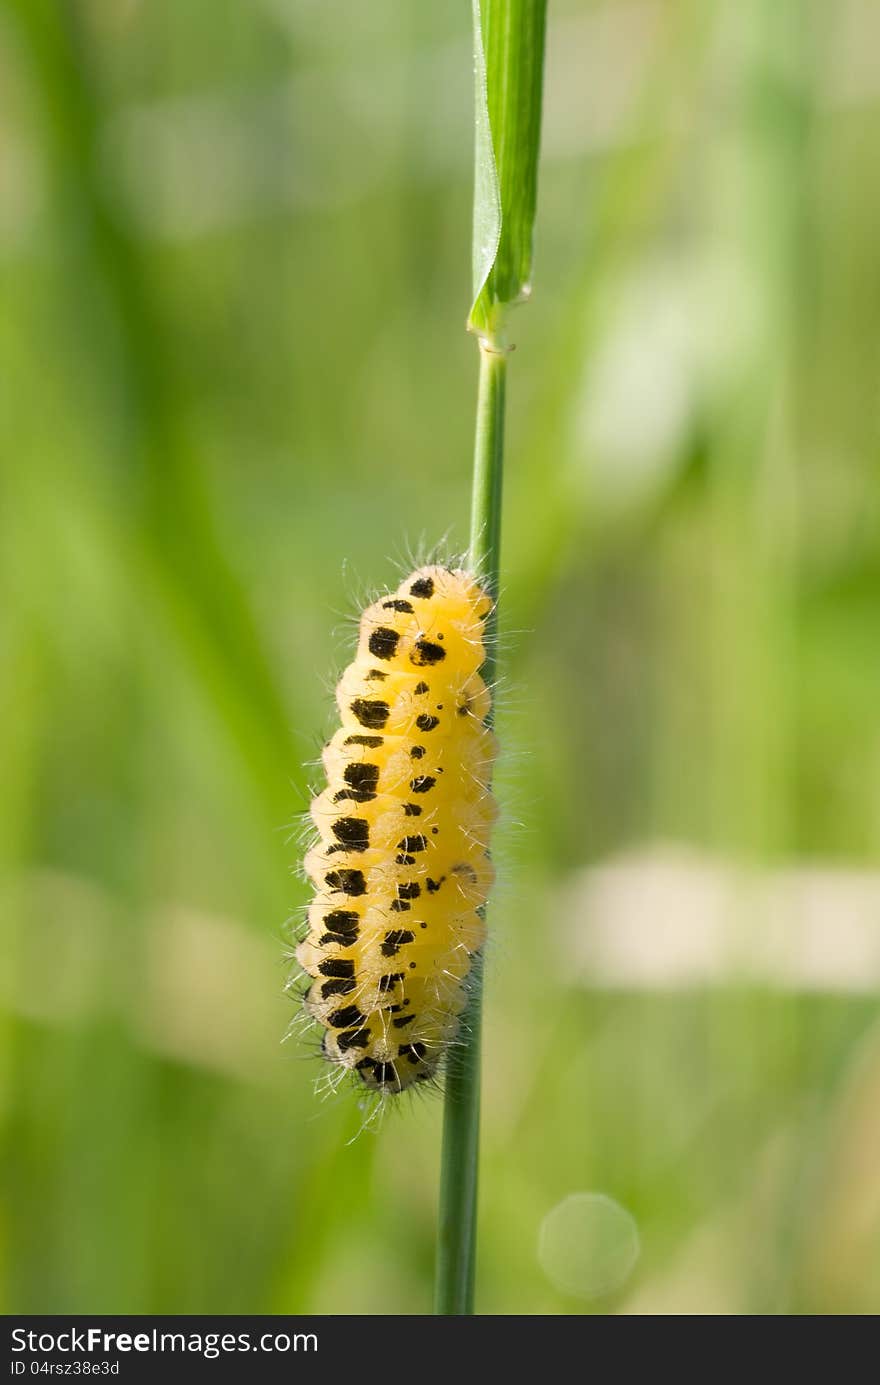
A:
[297,565,497,1094]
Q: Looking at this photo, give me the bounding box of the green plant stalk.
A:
[434,342,506,1315]
[435,0,544,1314]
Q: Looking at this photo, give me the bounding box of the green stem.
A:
[434,341,507,1316]
[469,344,508,590]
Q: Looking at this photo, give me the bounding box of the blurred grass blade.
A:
[469,0,548,341]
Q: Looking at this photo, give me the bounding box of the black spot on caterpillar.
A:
[319,909,360,945]
[331,817,370,852]
[378,972,403,992]
[328,1005,366,1029]
[411,638,446,667]
[410,775,436,794]
[368,627,400,661]
[319,958,355,978]
[381,929,416,957]
[372,1061,398,1085]
[333,761,379,804]
[297,565,496,1094]
[320,976,356,999]
[397,835,427,853]
[350,698,390,730]
[324,868,367,897]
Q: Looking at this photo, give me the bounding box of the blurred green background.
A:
[2,0,880,1315]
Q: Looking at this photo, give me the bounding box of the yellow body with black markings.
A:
[297,565,496,1093]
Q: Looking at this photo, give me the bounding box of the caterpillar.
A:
[296,564,497,1095]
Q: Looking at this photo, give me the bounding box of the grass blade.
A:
[469,0,548,341]
[436,0,547,1315]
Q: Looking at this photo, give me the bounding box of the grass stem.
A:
[434,341,507,1316]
